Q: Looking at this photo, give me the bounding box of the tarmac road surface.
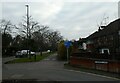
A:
[2,53,120,82]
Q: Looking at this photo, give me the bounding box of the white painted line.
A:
[44,58,56,61]
[64,69,120,80]
[11,74,23,78]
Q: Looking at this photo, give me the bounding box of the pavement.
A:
[2,56,16,64]
[2,53,120,82]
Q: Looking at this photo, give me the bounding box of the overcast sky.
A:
[1,0,119,40]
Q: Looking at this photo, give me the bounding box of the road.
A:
[2,53,120,82]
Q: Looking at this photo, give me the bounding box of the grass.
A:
[5,52,54,64]
[64,63,120,79]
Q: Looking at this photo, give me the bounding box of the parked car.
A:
[47,50,50,53]
[15,51,23,58]
[15,50,36,58]
[30,51,35,56]
[21,50,29,55]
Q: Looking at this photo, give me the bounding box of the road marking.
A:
[52,58,56,60]
[11,74,23,78]
[64,69,120,80]
[44,58,56,61]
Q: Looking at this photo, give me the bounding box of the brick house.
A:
[86,18,120,54]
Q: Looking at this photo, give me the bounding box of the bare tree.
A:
[32,25,50,56]
[18,16,39,38]
[18,15,40,58]
[47,30,63,51]
[0,19,15,56]
[0,19,15,34]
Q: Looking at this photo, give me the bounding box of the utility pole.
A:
[25,5,31,59]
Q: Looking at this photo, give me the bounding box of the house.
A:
[86,18,120,54]
[69,18,120,73]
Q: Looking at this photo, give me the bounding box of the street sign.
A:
[64,41,72,63]
[64,41,72,48]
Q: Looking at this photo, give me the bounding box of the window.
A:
[99,48,110,54]
[104,50,109,54]
[119,30,120,35]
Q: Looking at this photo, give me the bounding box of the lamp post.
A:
[25,5,30,58]
[25,4,29,39]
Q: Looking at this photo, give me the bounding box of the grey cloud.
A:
[2,2,118,40]
[47,2,118,39]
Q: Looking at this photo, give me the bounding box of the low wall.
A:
[70,56,120,73]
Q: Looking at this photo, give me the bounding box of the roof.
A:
[87,18,120,40]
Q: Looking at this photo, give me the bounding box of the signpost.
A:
[64,41,72,62]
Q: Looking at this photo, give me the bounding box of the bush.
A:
[57,41,72,60]
[57,41,67,60]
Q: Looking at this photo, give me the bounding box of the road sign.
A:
[64,41,72,48]
[64,41,72,63]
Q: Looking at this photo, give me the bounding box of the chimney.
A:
[98,27,101,31]
[98,26,106,31]
[100,26,106,29]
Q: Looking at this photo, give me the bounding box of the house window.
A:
[119,30,120,35]
[99,48,110,54]
[104,50,109,54]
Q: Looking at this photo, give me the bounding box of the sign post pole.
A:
[64,41,72,63]
[67,47,69,62]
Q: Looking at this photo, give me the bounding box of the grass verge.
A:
[5,52,54,64]
[64,63,120,79]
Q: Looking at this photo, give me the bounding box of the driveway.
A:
[2,53,120,81]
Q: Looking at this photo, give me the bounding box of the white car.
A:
[47,50,50,53]
[30,52,35,55]
[16,51,22,55]
[21,50,29,55]
[15,51,22,58]
[15,50,35,58]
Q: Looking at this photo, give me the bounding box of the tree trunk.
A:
[40,50,42,56]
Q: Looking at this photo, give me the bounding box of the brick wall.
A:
[70,56,120,73]
[70,57,95,69]
[109,61,120,73]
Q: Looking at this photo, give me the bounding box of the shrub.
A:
[57,41,72,60]
[57,41,67,60]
